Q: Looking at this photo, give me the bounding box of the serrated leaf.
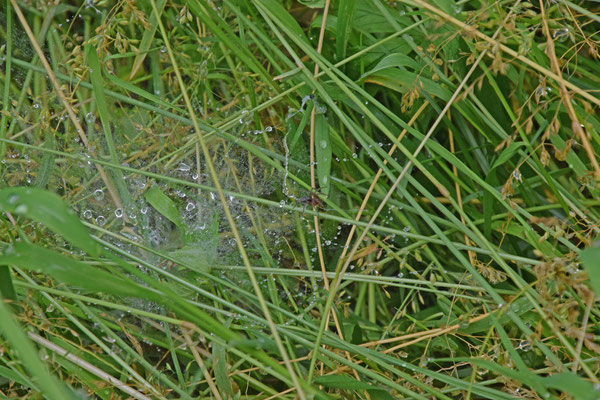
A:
[0,187,100,256]
[144,186,184,228]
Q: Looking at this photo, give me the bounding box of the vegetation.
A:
[1,0,600,398]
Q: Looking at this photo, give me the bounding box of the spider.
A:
[296,191,324,213]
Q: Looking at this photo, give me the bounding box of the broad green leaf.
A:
[360,53,420,79]
[0,187,100,256]
[313,374,372,390]
[368,389,396,400]
[542,372,598,400]
[364,69,451,101]
[315,113,332,197]
[0,242,162,301]
[213,344,234,396]
[580,242,600,297]
[0,267,15,300]
[144,186,184,228]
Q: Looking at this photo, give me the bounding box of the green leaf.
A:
[313,374,372,390]
[254,0,308,42]
[336,0,357,61]
[0,267,15,300]
[0,366,34,388]
[542,372,598,400]
[86,45,134,212]
[0,187,100,256]
[0,242,162,301]
[360,53,420,78]
[129,0,167,80]
[367,388,396,400]
[167,245,212,272]
[297,0,325,8]
[491,141,524,170]
[213,344,234,396]
[315,113,332,197]
[363,69,451,101]
[353,2,409,34]
[144,186,184,229]
[34,136,56,189]
[0,297,70,398]
[580,242,600,297]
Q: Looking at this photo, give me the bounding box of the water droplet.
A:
[140,206,148,215]
[513,169,522,182]
[320,140,328,149]
[93,189,104,201]
[186,202,195,211]
[15,204,27,214]
[85,112,96,123]
[265,126,273,132]
[83,210,93,219]
[177,162,191,172]
[352,153,357,158]
[114,208,123,218]
[96,216,106,226]
[279,200,285,208]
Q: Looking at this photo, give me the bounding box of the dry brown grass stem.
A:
[539,0,600,179]
[409,0,600,108]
